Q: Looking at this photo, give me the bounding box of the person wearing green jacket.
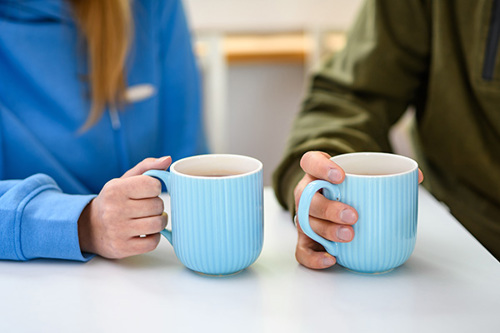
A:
[273,0,500,269]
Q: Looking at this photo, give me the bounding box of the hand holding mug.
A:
[78,157,172,259]
[295,151,424,273]
[294,151,357,269]
[144,154,264,276]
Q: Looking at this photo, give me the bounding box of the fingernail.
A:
[340,209,357,224]
[322,256,336,266]
[328,168,342,183]
[337,226,353,241]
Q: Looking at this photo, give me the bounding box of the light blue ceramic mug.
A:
[297,152,419,274]
[145,154,263,276]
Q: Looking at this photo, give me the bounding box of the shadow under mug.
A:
[144,154,264,276]
[297,152,419,274]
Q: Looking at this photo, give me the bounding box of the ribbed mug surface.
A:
[332,173,418,273]
[171,171,263,275]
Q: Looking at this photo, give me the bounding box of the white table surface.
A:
[0,187,499,333]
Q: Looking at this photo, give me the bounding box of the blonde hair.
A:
[70,0,132,130]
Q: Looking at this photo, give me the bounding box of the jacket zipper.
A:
[483,0,500,80]
[109,108,130,174]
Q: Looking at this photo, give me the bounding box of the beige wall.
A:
[185,0,363,32]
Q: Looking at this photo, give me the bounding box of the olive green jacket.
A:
[273,0,500,260]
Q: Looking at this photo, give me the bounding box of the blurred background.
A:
[184,0,368,185]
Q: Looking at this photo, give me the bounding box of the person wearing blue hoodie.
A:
[0,0,207,261]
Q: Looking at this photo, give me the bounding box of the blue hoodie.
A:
[0,0,207,261]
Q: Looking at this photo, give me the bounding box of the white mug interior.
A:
[171,154,263,178]
[331,152,417,177]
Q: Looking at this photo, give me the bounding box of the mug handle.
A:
[143,170,173,244]
[297,180,342,257]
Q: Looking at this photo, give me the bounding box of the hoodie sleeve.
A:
[0,174,95,261]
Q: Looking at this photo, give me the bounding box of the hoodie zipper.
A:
[109,108,130,174]
[483,0,500,80]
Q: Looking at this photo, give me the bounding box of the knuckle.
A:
[295,245,305,264]
[295,250,302,264]
[295,246,315,269]
[310,218,333,241]
[319,222,337,241]
[151,178,162,195]
[142,157,156,166]
[160,215,169,228]
[320,151,332,159]
[153,197,164,213]
[102,178,122,196]
[149,238,160,251]
[105,178,120,189]
[139,175,159,191]
[152,216,164,231]
[300,151,324,170]
[325,226,338,241]
[312,220,326,238]
[160,213,169,228]
[143,236,160,253]
[323,203,337,220]
[317,200,330,219]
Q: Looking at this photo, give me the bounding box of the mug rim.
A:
[330,152,418,178]
[170,154,263,179]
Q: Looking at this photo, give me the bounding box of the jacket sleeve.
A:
[272,0,431,213]
[0,174,95,261]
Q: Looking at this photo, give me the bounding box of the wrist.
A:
[78,199,96,254]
